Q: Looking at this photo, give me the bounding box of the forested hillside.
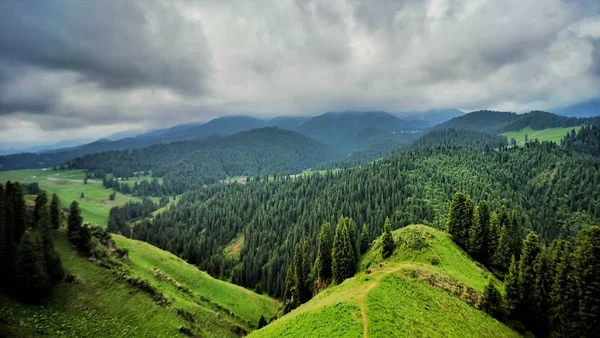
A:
[434,110,600,134]
[127,137,600,301]
[67,128,333,195]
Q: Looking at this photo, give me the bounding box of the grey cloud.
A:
[0,0,212,96]
[2,0,600,143]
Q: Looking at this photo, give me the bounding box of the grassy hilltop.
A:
[0,229,280,338]
[251,225,520,338]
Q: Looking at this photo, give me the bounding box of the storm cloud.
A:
[1,0,600,146]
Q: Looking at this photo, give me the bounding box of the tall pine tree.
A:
[381,217,395,258]
[446,192,474,246]
[503,256,520,318]
[332,219,355,284]
[468,201,489,261]
[516,231,542,327]
[359,223,370,255]
[14,230,50,303]
[314,222,333,282]
[572,226,600,337]
[50,193,61,230]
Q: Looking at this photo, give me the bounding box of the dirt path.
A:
[359,264,413,338]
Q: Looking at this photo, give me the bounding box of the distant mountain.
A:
[399,109,464,127]
[104,129,150,141]
[552,99,600,118]
[432,110,520,134]
[299,111,412,135]
[266,116,310,130]
[0,138,95,156]
[67,127,333,194]
[432,110,600,134]
[0,116,268,171]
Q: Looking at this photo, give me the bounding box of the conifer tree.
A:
[549,240,578,336]
[36,196,64,283]
[347,218,357,258]
[531,246,551,336]
[332,220,355,283]
[503,256,520,318]
[572,226,600,337]
[50,193,61,230]
[468,201,489,261]
[300,239,312,302]
[359,223,370,255]
[481,276,502,318]
[446,192,474,246]
[14,230,50,303]
[283,266,299,311]
[314,222,333,281]
[492,225,511,271]
[68,201,91,253]
[487,211,500,261]
[517,231,542,327]
[381,217,395,258]
[33,191,48,226]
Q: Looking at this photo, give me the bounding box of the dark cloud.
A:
[1,0,600,145]
[0,0,212,97]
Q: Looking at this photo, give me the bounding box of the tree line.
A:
[448,192,600,337]
[0,182,64,303]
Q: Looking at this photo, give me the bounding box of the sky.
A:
[1,0,600,148]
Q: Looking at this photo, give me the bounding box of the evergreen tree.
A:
[300,239,312,302]
[487,211,500,262]
[381,217,395,258]
[332,219,355,284]
[314,222,333,282]
[572,226,600,337]
[359,223,370,255]
[517,231,542,327]
[503,256,520,318]
[283,266,299,311]
[49,193,61,230]
[67,201,91,253]
[492,225,511,271]
[14,230,51,303]
[346,218,357,258]
[481,276,502,318]
[531,246,551,336]
[549,240,578,337]
[33,191,49,226]
[446,192,474,246]
[468,201,489,261]
[36,197,64,283]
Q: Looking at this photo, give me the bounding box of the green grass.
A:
[113,235,279,325]
[0,169,139,226]
[1,230,280,337]
[501,126,582,146]
[250,225,520,338]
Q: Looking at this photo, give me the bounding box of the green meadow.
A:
[0,230,280,338]
[0,168,139,226]
[501,126,582,146]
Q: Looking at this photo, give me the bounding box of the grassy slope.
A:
[0,169,138,226]
[1,231,280,338]
[501,126,582,145]
[251,225,519,338]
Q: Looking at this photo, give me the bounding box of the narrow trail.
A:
[359,264,412,338]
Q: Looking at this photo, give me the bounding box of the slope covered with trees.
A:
[128,136,600,301]
[434,110,600,134]
[0,186,279,337]
[68,128,333,195]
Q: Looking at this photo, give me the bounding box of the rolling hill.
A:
[250,225,519,338]
[68,127,334,194]
[0,228,280,338]
[433,110,600,135]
